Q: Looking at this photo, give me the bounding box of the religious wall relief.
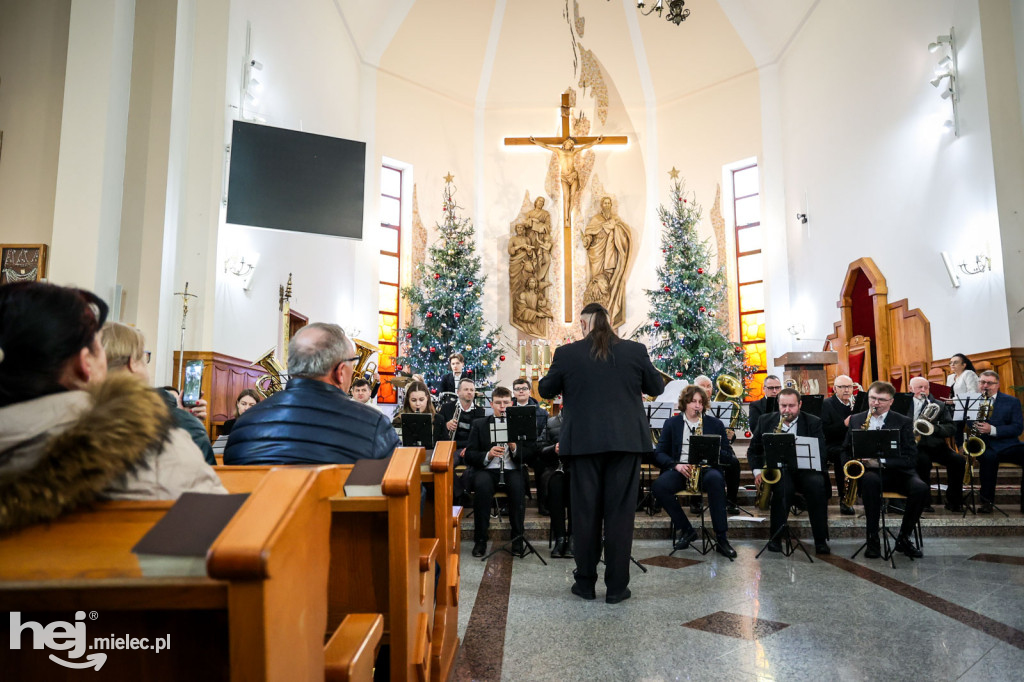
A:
[582,196,632,329]
[509,194,554,337]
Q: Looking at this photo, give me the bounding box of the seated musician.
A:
[439,377,485,454]
[975,370,1024,513]
[748,388,830,555]
[220,389,261,435]
[0,282,226,532]
[906,377,963,512]
[225,323,399,465]
[748,374,783,434]
[101,321,216,465]
[391,380,448,444]
[465,386,526,557]
[512,377,550,515]
[842,381,927,558]
[695,374,741,514]
[651,385,737,559]
[438,352,467,395]
[820,374,857,515]
[350,378,381,410]
[536,414,573,558]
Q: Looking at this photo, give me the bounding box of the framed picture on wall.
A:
[0,244,48,285]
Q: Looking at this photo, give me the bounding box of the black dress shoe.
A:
[766,539,782,553]
[815,542,831,555]
[840,503,856,516]
[923,504,935,513]
[979,503,994,514]
[472,541,487,557]
[864,534,881,559]
[606,588,631,604]
[944,503,963,513]
[537,506,550,517]
[571,583,596,600]
[689,500,703,514]
[564,536,575,558]
[716,539,737,559]
[511,539,525,556]
[726,503,741,515]
[673,527,699,551]
[551,537,566,558]
[894,535,923,558]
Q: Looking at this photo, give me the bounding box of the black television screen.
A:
[226,120,365,239]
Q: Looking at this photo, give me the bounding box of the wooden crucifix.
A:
[504,93,627,322]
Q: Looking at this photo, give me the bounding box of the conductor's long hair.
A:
[581,302,619,362]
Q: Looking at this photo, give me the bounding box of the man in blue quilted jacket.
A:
[224,323,399,465]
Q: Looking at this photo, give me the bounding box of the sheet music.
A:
[646,402,676,429]
[952,392,984,421]
[490,417,509,444]
[794,435,821,471]
[708,401,735,424]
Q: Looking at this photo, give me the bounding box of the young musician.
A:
[748,388,830,554]
[465,387,526,557]
[535,414,573,558]
[350,378,378,408]
[651,385,738,559]
[391,380,448,445]
[975,370,1024,513]
[842,381,926,559]
[512,377,550,514]
[820,375,857,514]
[905,377,963,512]
[695,374,741,514]
[438,353,467,395]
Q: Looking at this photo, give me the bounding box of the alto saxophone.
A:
[842,406,875,508]
[755,417,785,511]
[963,397,991,484]
[684,418,704,495]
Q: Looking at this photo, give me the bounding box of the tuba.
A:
[251,347,287,398]
[351,338,381,391]
[713,374,744,429]
[755,418,785,510]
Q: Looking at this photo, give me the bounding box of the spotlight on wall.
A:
[928,27,959,136]
[795,213,808,224]
[940,251,961,288]
[240,22,265,122]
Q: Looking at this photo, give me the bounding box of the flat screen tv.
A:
[226,120,365,240]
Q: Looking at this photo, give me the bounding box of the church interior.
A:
[3,0,1024,680]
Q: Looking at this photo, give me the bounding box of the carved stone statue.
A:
[582,196,632,328]
[509,194,556,338]
[524,196,553,283]
[515,277,553,338]
[528,136,603,241]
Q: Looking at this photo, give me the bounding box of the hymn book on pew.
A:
[343,456,392,496]
[131,492,249,576]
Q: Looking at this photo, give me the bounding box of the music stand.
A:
[638,403,675,515]
[892,393,914,418]
[675,435,727,559]
[849,429,903,568]
[483,411,546,565]
[754,434,813,562]
[853,391,869,414]
[952,394,1001,517]
[765,396,779,415]
[800,395,825,418]
[400,414,434,448]
[708,402,735,426]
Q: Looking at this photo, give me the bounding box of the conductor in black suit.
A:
[842,381,927,559]
[748,388,830,554]
[538,303,663,604]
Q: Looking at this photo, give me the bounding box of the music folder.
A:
[504,406,538,442]
[853,391,869,414]
[800,394,825,418]
[851,429,900,465]
[401,413,434,448]
[765,396,779,414]
[762,433,798,470]
[687,434,721,466]
[892,392,914,417]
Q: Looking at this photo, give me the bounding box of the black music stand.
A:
[853,391,869,414]
[892,393,914,418]
[639,403,675,514]
[800,395,825,418]
[484,411,546,565]
[754,434,812,563]
[849,429,903,568]
[400,413,435,448]
[764,396,779,415]
[952,394,999,517]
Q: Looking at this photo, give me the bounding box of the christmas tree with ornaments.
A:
[633,178,755,390]
[398,175,506,392]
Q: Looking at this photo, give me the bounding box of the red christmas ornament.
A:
[744,430,752,439]
[699,306,706,313]
[459,240,464,245]
[675,371,683,378]
[431,388,438,394]
[405,332,413,339]
[454,312,461,319]
[434,273,440,279]
[466,369,473,374]
[667,245,673,249]
[499,355,506,361]
[662,249,666,254]
[658,354,664,360]
[467,281,473,286]
[664,286,671,293]
[653,321,661,328]
[426,312,433,318]
[486,342,492,349]
[697,268,704,275]
[396,364,404,372]
[734,346,742,354]
[683,199,688,203]
[429,346,436,353]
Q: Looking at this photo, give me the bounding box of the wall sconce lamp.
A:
[958,254,991,276]
[224,253,260,291]
[929,27,960,136]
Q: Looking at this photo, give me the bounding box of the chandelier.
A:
[630,0,691,26]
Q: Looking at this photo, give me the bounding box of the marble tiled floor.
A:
[453,537,1024,681]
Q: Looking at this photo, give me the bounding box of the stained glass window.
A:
[377,165,403,404]
[732,163,766,399]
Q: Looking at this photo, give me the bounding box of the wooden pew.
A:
[0,467,380,681]
[217,447,438,681]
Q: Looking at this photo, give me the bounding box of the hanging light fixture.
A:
[620,0,691,26]
[928,27,959,136]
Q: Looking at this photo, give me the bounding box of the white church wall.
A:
[776,0,1012,361]
[214,0,378,364]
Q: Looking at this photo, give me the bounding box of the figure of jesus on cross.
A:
[504,93,626,322]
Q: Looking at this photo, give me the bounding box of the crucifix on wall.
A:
[504,93,626,322]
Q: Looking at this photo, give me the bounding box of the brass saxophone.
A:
[684,418,704,495]
[755,417,785,510]
[842,406,874,508]
[963,396,991,484]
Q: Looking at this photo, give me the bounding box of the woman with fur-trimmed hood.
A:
[0,282,226,532]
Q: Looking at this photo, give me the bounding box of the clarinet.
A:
[449,404,463,439]
[499,444,507,487]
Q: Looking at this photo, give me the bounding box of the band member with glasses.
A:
[651,385,738,559]
[226,323,399,465]
[821,375,858,515]
[512,377,550,514]
[946,353,980,397]
[748,388,830,554]
[974,370,1024,513]
[842,381,926,559]
[749,375,783,435]
[905,377,963,512]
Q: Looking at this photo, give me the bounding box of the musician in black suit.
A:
[747,375,783,436]
[842,381,927,559]
[905,376,963,511]
[465,386,525,558]
[512,377,550,514]
[439,377,485,453]
[437,353,468,395]
[748,388,830,554]
[651,385,738,558]
[538,303,663,604]
[695,374,740,514]
[820,375,857,515]
[975,370,1024,513]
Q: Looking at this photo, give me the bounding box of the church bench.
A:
[0,466,362,681]
[217,447,438,681]
[325,613,384,682]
